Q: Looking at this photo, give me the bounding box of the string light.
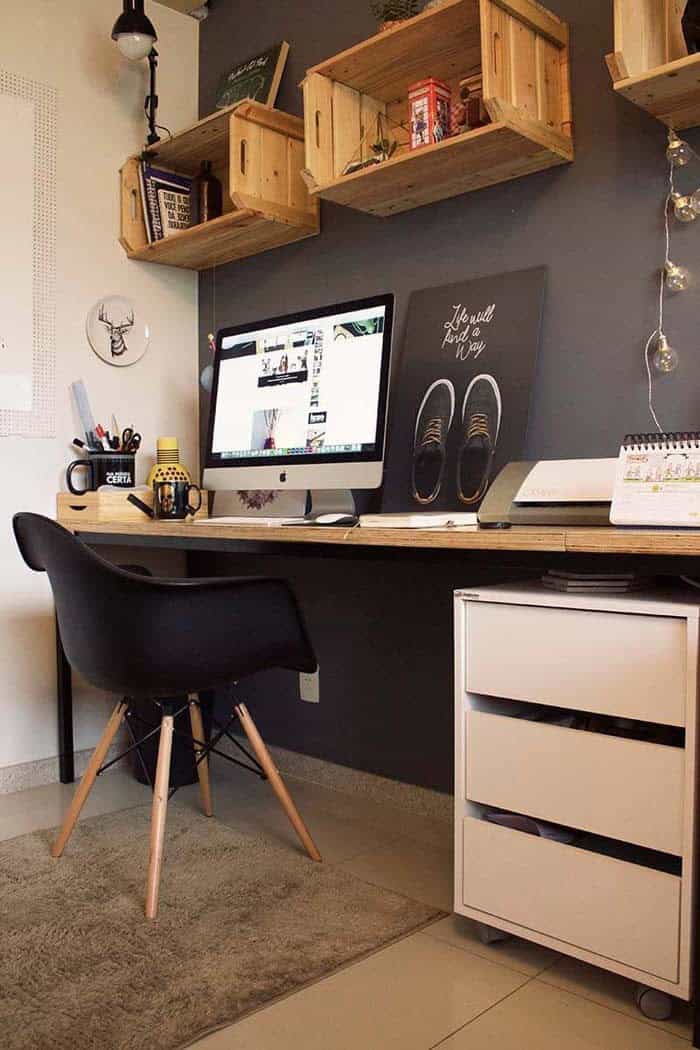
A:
[664,261,691,291]
[652,333,680,373]
[667,129,693,167]
[644,128,699,428]
[671,190,698,222]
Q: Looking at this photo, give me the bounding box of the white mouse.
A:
[314,513,358,526]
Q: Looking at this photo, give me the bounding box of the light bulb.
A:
[115,32,155,60]
[664,261,691,292]
[671,192,698,223]
[666,130,692,167]
[652,333,679,373]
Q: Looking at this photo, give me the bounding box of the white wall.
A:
[0,1,199,769]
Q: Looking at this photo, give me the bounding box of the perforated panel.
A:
[0,71,56,437]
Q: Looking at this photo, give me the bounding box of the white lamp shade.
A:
[116,32,155,60]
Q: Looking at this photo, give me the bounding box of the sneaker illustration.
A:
[411,378,455,504]
[456,374,502,505]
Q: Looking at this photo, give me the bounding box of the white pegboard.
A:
[0,70,56,437]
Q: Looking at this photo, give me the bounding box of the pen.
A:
[72,437,86,450]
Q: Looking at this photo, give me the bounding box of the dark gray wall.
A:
[198,0,700,791]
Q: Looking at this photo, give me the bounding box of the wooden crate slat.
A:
[536,35,563,128]
[613,52,700,129]
[311,120,571,216]
[125,210,318,270]
[510,17,539,119]
[307,0,483,103]
[303,73,335,186]
[332,82,362,177]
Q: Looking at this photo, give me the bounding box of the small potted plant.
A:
[370,0,420,32]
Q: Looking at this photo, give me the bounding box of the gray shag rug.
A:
[0,803,441,1050]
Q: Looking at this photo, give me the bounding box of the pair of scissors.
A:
[121,427,142,454]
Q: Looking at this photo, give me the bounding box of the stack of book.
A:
[541,570,646,594]
[138,161,192,243]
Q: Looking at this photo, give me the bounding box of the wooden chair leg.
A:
[145,714,174,920]
[235,702,321,863]
[51,700,128,859]
[188,693,213,817]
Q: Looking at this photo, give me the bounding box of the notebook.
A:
[610,433,700,526]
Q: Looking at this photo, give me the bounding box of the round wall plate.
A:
[86,296,149,367]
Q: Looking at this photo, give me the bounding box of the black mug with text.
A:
[66,452,136,494]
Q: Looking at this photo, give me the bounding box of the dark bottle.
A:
[683,1,700,53]
[190,160,223,226]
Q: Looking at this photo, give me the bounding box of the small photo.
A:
[250,408,304,451]
[333,315,385,340]
[305,427,326,452]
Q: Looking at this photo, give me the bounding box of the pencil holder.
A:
[66,452,136,494]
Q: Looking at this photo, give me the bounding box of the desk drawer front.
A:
[465,711,684,854]
[465,602,686,726]
[462,817,680,982]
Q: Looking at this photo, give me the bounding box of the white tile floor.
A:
[1,762,694,1049]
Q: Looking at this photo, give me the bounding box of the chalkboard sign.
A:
[215,42,289,110]
[381,267,546,513]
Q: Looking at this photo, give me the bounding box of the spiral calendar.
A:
[610,433,700,526]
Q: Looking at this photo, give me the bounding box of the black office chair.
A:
[13,513,321,919]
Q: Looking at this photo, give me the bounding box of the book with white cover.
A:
[359,512,477,529]
[611,433,700,526]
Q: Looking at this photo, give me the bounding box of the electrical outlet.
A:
[299,668,320,703]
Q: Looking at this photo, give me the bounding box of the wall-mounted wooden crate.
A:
[607,1,700,129]
[301,0,573,217]
[119,101,320,270]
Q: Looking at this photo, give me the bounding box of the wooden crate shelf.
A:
[119,101,319,270]
[607,1,700,129]
[301,0,573,217]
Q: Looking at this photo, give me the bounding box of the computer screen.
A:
[205,294,393,473]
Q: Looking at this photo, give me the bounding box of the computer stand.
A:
[304,489,356,520]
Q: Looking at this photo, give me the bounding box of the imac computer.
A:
[202,293,394,522]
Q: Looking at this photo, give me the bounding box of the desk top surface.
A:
[61,517,700,558]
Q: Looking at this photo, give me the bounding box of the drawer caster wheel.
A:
[476,922,511,946]
[635,985,673,1021]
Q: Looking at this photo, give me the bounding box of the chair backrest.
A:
[13,513,151,693]
[13,513,317,698]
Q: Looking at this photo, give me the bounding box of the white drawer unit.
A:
[454,583,700,1002]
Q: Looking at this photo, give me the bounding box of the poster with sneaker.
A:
[381,267,545,512]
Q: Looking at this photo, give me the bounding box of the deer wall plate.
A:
[86,296,149,367]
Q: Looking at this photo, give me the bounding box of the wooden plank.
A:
[302,74,335,185]
[119,158,148,254]
[125,209,318,270]
[535,35,562,127]
[613,52,700,129]
[58,512,700,558]
[605,50,630,83]
[332,82,362,177]
[482,0,514,108]
[667,0,689,62]
[306,0,482,103]
[492,0,568,46]
[310,117,571,217]
[260,125,289,206]
[230,113,262,206]
[509,17,539,119]
[614,0,667,77]
[287,136,313,214]
[231,102,305,141]
[62,518,570,553]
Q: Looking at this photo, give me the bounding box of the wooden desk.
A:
[61,517,700,558]
[54,515,700,786]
